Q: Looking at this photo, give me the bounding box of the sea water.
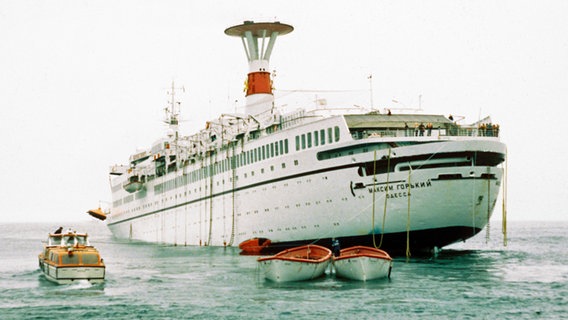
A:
[0,220,566,319]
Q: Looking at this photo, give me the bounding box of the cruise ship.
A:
[104,21,506,255]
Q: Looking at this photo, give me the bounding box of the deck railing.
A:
[351,127,500,140]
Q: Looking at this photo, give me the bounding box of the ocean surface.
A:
[1,220,566,319]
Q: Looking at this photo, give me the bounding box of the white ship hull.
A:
[107,123,505,255]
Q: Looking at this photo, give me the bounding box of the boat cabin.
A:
[41,232,103,267]
[46,232,90,247]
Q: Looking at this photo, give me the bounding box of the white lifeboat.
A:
[122,173,145,193]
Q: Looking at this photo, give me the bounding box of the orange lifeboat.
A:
[238,238,271,255]
[87,208,107,221]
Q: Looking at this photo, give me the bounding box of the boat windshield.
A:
[47,233,89,246]
[63,235,76,246]
[48,235,63,246]
[76,235,88,246]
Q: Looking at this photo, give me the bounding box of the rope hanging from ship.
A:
[308,142,447,257]
[485,166,491,244]
[206,152,215,246]
[380,148,391,249]
[406,168,412,260]
[371,148,391,249]
[470,151,478,238]
[227,145,237,246]
[502,147,508,246]
[371,149,378,248]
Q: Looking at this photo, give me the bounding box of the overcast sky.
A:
[1,0,567,223]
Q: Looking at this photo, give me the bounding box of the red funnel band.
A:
[246,72,272,96]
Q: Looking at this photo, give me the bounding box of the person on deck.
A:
[332,238,341,257]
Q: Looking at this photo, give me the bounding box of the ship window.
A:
[307,132,312,148]
[284,139,289,153]
[328,128,333,144]
[295,136,300,151]
[279,140,284,154]
[262,146,266,160]
[301,134,306,150]
[320,129,326,145]
[335,126,340,142]
[275,142,279,156]
[271,143,275,157]
[314,131,319,146]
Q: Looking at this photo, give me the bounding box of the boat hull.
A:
[258,259,330,282]
[333,246,392,281]
[257,245,332,282]
[39,259,105,285]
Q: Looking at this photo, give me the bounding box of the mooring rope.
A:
[406,168,412,260]
[372,150,378,248]
[502,147,508,246]
[471,152,477,236]
[485,167,491,244]
[378,148,391,249]
[227,146,237,246]
[206,153,214,246]
[307,142,445,257]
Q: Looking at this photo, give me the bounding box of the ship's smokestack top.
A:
[225,21,293,120]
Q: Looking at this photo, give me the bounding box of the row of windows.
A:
[116,125,341,202]
[295,126,340,151]
[117,125,341,197]
[155,139,290,195]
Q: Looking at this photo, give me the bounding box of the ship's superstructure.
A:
[105,21,506,254]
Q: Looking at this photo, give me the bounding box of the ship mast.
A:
[165,81,184,140]
[225,21,293,124]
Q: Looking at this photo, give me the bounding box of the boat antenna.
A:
[368,74,374,110]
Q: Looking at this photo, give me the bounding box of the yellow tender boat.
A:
[38,229,105,284]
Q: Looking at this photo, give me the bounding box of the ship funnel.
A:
[225,21,293,119]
